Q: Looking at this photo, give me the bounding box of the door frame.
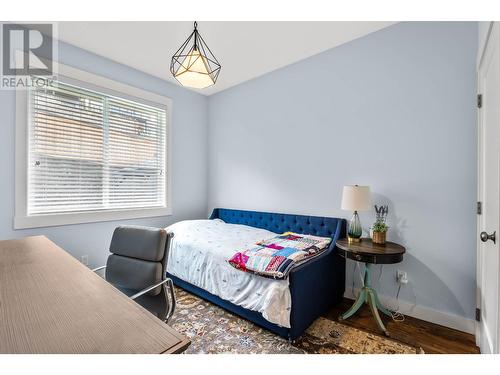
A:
[476,21,498,353]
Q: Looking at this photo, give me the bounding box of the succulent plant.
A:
[372,220,388,233]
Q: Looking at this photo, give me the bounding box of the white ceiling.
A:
[56,22,395,96]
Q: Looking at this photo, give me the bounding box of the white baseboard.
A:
[344,287,476,335]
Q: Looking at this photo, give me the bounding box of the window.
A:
[15,63,171,228]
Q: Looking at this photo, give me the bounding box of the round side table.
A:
[336,238,405,336]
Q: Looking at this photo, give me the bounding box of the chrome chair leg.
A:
[163,278,176,323]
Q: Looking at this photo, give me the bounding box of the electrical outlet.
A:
[396,270,408,284]
[80,255,89,266]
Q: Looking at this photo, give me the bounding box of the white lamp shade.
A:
[341,185,371,211]
[173,49,215,89]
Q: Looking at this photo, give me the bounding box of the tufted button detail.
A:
[213,208,339,243]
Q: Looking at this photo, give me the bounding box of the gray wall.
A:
[208,22,478,319]
[0,41,208,268]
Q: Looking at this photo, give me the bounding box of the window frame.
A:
[15,59,172,229]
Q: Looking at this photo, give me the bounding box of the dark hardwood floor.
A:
[324,298,480,354]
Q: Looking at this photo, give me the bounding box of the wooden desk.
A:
[0,236,190,353]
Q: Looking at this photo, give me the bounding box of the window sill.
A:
[14,207,172,229]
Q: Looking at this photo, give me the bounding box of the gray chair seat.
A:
[116,286,170,321]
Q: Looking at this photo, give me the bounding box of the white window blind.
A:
[28,80,167,215]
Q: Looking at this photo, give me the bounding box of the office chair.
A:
[93,225,176,323]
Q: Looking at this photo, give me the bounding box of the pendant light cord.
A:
[193,21,198,50]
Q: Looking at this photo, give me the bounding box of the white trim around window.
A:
[15,60,172,229]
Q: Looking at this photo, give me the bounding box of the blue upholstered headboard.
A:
[209,208,345,245]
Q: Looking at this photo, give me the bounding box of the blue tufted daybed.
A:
[167,208,346,340]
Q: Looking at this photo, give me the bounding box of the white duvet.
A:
[165,219,292,328]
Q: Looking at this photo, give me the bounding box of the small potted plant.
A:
[372,205,389,245]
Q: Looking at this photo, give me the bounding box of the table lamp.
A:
[341,185,371,242]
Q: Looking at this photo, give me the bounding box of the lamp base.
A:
[347,236,362,243]
[347,210,363,242]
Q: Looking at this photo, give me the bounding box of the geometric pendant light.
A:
[170,22,221,89]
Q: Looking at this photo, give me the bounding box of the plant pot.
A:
[372,231,386,245]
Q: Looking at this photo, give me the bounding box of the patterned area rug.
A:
[170,288,423,354]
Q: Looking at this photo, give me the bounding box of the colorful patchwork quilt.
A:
[228,232,332,279]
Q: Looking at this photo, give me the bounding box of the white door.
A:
[478,21,500,354]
